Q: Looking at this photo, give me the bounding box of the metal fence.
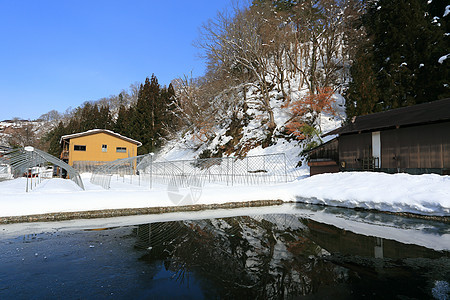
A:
[73,161,110,173]
[0,147,84,191]
[90,153,302,190]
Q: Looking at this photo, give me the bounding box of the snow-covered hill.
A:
[0,119,56,147]
[158,75,346,170]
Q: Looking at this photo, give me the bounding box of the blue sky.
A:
[0,0,231,121]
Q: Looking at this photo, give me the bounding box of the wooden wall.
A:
[381,122,450,169]
[339,132,372,169]
[309,138,339,162]
[338,121,450,172]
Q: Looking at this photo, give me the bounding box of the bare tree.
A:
[172,74,217,143]
[7,123,37,148]
[285,0,360,94]
[196,4,277,131]
[37,110,62,122]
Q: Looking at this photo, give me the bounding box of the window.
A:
[102,144,107,152]
[116,147,127,153]
[74,145,86,151]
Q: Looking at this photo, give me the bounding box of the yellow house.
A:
[60,129,142,167]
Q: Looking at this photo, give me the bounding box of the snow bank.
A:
[0,172,449,218]
[292,172,450,216]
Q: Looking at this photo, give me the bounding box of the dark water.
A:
[0,206,449,299]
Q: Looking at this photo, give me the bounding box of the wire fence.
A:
[90,153,302,190]
[73,161,110,173]
[0,147,85,191]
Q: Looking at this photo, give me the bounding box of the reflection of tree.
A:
[134,215,348,298]
[130,214,449,298]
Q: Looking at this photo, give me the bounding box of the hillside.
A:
[0,120,56,149]
[158,76,346,168]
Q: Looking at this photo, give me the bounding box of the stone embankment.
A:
[0,200,284,224]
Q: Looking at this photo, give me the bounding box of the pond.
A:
[0,204,449,299]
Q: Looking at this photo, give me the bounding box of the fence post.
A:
[232,158,234,186]
[149,153,154,190]
[246,157,249,185]
[226,158,229,186]
[263,155,266,184]
[284,154,288,183]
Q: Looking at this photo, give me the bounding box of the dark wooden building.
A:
[307,138,340,176]
[309,98,450,175]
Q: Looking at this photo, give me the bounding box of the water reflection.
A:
[295,202,450,236]
[132,214,449,299]
[0,207,448,299]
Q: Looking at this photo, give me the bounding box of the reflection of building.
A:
[305,219,444,260]
[130,215,447,299]
[309,98,450,175]
[60,129,141,167]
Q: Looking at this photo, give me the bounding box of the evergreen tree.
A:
[44,121,69,157]
[345,39,381,118]
[133,75,163,154]
[369,0,447,108]
[43,74,177,157]
[164,83,178,132]
[98,105,113,130]
[345,0,450,118]
[113,105,132,136]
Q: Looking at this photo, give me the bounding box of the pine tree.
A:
[345,0,450,118]
[164,83,178,132]
[44,121,69,157]
[114,105,131,136]
[97,105,113,130]
[345,40,381,118]
[132,75,164,154]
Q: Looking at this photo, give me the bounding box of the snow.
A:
[438,54,449,64]
[433,281,450,300]
[0,171,448,219]
[444,5,450,17]
[60,128,142,146]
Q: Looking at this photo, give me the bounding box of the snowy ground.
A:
[0,171,449,218]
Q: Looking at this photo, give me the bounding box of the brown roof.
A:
[325,98,450,136]
[60,129,142,147]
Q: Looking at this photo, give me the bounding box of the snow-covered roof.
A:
[60,129,142,147]
[325,98,450,136]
